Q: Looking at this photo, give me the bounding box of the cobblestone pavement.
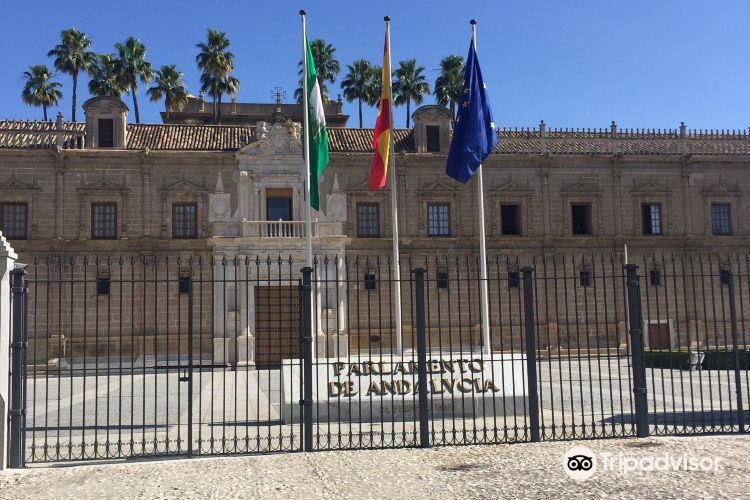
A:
[2,435,749,499]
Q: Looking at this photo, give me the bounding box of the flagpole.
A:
[300,11,313,269]
[300,10,316,358]
[384,16,403,356]
[471,19,491,356]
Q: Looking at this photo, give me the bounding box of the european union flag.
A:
[446,40,497,184]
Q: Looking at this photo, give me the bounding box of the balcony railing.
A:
[242,220,316,238]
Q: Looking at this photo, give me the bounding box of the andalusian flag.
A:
[369,33,391,191]
[303,34,329,210]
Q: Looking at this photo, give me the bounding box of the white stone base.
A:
[281,354,528,423]
[235,333,256,370]
[213,337,234,365]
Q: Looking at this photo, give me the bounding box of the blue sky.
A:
[2,0,749,131]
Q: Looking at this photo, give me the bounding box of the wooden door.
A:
[255,286,300,367]
[648,323,670,350]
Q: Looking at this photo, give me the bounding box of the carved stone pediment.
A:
[0,179,39,191]
[161,180,208,194]
[417,180,461,198]
[77,179,129,194]
[560,181,602,197]
[701,180,740,197]
[489,181,532,197]
[632,180,671,194]
[236,121,302,156]
[345,179,390,197]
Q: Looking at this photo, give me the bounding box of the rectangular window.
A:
[650,269,661,286]
[98,118,114,148]
[437,271,449,289]
[178,277,191,294]
[356,203,380,237]
[501,205,520,236]
[427,203,450,237]
[580,271,591,287]
[508,271,520,288]
[266,188,293,221]
[426,125,441,152]
[364,274,377,291]
[173,203,197,239]
[571,204,591,235]
[711,204,731,235]
[91,203,117,240]
[642,204,662,235]
[97,277,110,296]
[720,269,731,286]
[0,203,27,240]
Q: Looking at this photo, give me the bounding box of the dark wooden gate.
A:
[255,285,300,367]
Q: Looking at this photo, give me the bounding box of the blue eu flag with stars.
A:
[446,40,497,184]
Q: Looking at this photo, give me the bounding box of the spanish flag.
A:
[369,32,391,191]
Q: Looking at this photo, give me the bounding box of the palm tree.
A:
[433,55,464,127]
[340,59,376,128]
[88,54,127,98]
[295,38,340,104]
[366,65,383,108]
[196,29,235,124]
[114,37,153,123]
[147,65,189,121]
[20,65,62,121]
[392,59,430,128]
[47,28,97,122]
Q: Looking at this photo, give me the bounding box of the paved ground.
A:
[24,359,749,461]
[2,434,749,499]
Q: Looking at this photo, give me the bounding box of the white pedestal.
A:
[236,333,256,369]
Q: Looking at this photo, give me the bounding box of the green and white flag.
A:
[303,34,329,211]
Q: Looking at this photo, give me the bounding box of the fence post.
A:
[522,267,541,442]
[625,264,650,438]
[413,268,430,448]
[0,240,18,470]
[301,267,314,451]
[726,272,746,433]
[187,277,194,457]
[9,266,27,468]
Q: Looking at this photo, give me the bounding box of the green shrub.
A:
[643,349,750,370]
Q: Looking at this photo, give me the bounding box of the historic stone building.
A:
[1,96,749,369]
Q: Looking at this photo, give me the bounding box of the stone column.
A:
[335,259,349,357]
[0,235,18,470]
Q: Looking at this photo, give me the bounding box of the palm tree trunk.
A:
[212,82,218,124]
[43,104,48,121]
[450,100,456,128]
[217,93,223,124]
[406,99,411,128]
[132,87,140,124]
[71,71,78,122]
[358,98,363,128]
[165,101,170,122]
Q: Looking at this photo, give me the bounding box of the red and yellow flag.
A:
[369,34,391,191]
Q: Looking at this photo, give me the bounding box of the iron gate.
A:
[6,252,748,466]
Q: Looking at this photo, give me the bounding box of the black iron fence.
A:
[6,252,748,465]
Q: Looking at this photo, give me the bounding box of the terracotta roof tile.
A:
[327,128,415,153]
[125,123,255,151]
[0,120,85,149]
[1,120,748,156]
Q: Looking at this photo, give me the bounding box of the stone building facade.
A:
[1,97,749,369]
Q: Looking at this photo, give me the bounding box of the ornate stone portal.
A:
[210,119,349,368]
